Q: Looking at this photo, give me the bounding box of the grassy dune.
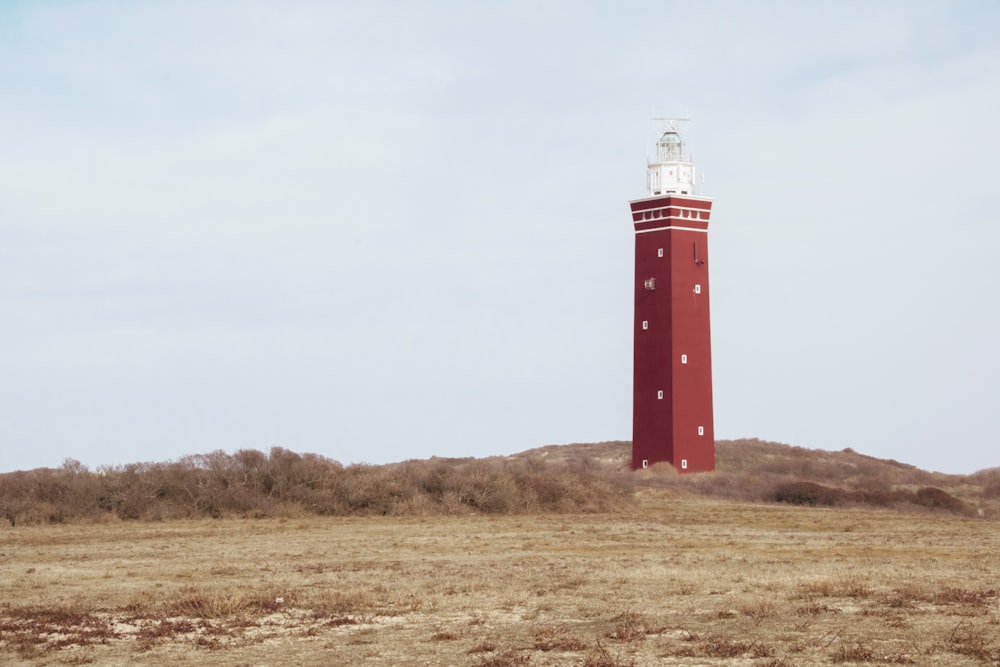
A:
[3,439,998,524]
[1,440,999,665]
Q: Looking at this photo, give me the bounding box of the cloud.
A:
[1,1,999,473]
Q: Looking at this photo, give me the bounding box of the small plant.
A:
[579,640,636,667]
[933,587,997,606]
[832,641,875,663]
[309,589,375,614]
[796,602,843,615]
[474,649,531,666]
[740,598,778,625]
[800,575,874,599]
[946,621,995,661]
[468,639,499,653]
[532,625,587,651]
[166,587,287,618]
[700,636,751,658]
[608,611,647,642]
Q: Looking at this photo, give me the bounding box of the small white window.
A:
[698,426,704,436]
[657,390,663,400]
[642,459,648,469]
[642,320,648,330]
[657,248,663,258]
[644,277,656,290]
[694,284,701,294]
[681,354,688,364]
[681,459,688,470]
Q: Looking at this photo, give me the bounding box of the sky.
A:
[2,1,999,475]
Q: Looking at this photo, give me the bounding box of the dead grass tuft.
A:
[579,640,636,667]
[532,624,587,651]
[307,589,377,614]
[800,575,875,599]
[701,636,754,657]
[946,621,997,661]
[607,611,648,642]
[796,602,843,615]
[166,586,290,618]
[473,648,531,666]
[933,587,998,606]
[468,639,500,653]
[832,641,876,663]
[739,598,778,625]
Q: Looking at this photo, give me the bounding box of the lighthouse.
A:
[629,121,715,473]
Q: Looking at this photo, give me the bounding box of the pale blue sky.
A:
[2,1,999,474]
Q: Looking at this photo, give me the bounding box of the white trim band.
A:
[635,225,708,234]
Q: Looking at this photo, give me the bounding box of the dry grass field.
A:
[2,491,999,665]
[2,440,999,666]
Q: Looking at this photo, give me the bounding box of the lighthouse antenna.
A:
[651,117,691,132]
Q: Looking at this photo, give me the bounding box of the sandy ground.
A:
[2,491,999,666]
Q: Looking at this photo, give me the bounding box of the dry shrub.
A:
[0,447,633,523]
[3,439,993,524]
[579,640,636,667]
[632,461,678,483]
[739,598,778,625]
[932,587,998,606]
[608,611,648,642]
[768,479,972,515]
[796,602,843,615]
[700,636,774,658]
[912,487,968,513]
[532,625,587,651]
[832,641,876,663]
[800,575,874,599]
[970,468,1000,497]
[770,481,845,506]
[468,639,500,653]
[166,586,289,618]
[473,649,531,666]
[307,589,377,614]
[714,438,993,514]
[888,584,1000,608]
[946,621,996,660]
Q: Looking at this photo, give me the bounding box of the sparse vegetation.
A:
[2,440,1000,665]
[2,439,997,526]
[0,447,632,524]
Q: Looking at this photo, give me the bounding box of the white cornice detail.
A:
[634,225,708,234]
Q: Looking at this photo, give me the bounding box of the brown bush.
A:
[2,439,991,524]
[770,481,845,506]
[913,487,968,513]
[0,448,633,524]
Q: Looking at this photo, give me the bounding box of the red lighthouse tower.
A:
[629,121,714,473]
